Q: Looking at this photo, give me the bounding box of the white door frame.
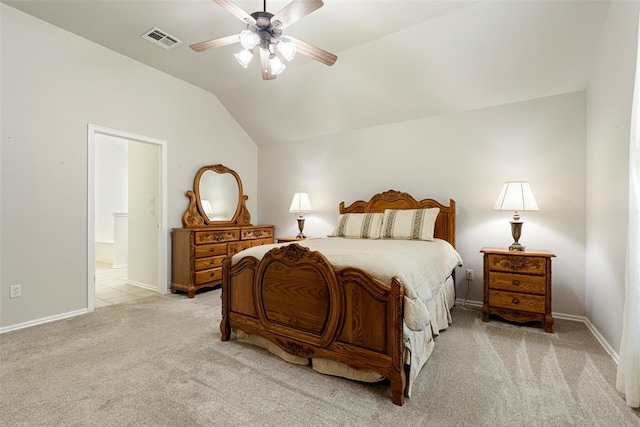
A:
[87,124,169,312]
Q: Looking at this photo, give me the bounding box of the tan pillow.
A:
[381,208,440,241]
[329,213,384,239]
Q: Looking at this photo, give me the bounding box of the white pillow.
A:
[381,208,440,241]
[329,213,384,239]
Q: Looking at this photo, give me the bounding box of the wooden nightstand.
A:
[276,236,307,243]
[480,247,556,333]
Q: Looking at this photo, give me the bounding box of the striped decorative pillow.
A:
[329,213,384,239]
[381,208,440,241]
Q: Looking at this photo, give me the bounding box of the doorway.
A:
[87,125,168,312]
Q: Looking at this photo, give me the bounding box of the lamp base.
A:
[509,220,524,251]
[509,242,525,251]
[296,216,306,239]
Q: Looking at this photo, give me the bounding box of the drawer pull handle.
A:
[512,280,520,286]
[512,297,519,304]
[210,260,214,265]
[210,248,215,253]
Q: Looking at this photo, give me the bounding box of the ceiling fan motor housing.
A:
[249,11,282,48]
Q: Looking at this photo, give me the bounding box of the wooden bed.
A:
[220,190,456,406]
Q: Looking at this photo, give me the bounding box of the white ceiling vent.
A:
[141,27,182,50]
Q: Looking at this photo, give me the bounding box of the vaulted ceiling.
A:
[4,0,610,145]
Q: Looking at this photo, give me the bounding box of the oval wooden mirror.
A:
[182,164,251,227]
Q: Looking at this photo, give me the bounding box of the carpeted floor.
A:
[1,289,638,426]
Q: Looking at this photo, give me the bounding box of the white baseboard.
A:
[126,280,157,292]
[583,316,620,364]
[455,298,619,364]
[0,309,88,334]
[455,298,482,308]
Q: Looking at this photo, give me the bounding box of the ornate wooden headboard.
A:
[339,189,456,248]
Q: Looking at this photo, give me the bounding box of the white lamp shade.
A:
[268,54,286,75]
[278,38,296,61]
[289,192,312,213]
[239,30,259,50]
[494,181,539,211]
[234,49,253,68]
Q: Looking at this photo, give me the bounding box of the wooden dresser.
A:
[480,247,555,332]
[171,225,274,297]
[172,164,274,298]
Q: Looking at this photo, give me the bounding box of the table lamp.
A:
[289,192,312,238]
[494,181,539,251]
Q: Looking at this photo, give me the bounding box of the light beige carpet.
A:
[1,289,638,426]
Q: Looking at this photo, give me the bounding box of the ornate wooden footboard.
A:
[220,243,407,405]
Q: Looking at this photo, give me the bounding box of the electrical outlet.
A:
[10,284,21,298]
[465,269,474,280]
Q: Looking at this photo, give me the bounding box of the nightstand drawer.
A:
[489,272,546,295]
[489,290,545,314]
[487,254,546,275]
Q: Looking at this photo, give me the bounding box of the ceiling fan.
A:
[190,0,338,80]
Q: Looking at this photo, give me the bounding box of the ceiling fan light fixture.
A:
[277,38,296,62]
[193,0,337,80]
[239,29,259,49]
[268,54,286,75]
[234,49,254,68]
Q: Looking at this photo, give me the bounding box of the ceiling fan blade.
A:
[259,48,276,80]
[288,36,337,66]
[212,0,256,24]
[190,34,240,52]
[273,0,324,30]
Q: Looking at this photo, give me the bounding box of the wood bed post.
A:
[390,277,406,406]
[220,257,231,341]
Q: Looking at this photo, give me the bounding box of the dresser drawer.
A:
[489,290,545,314]
[228,241,252,257]
[251,237,274,247]
[488,272,545,295]
[194,255,225,272]
[195,243,228,258]
[195,229,240,244]
[487,254,546,275]
[241,227,274,240]
[172,225,274,298]
[195,268,222,285]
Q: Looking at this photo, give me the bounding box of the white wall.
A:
[586,2,639,353]
[0,5,258,328]
[259,92,587,316]
[94,134,128,244]
[94,134,128,265]
[128,141,159,289]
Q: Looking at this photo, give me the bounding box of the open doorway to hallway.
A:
[94,263,155,307]
[88,125,168,312]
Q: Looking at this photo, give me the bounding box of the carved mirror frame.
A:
[182,164,251,227]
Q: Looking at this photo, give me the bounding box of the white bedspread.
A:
[232,237,463,330]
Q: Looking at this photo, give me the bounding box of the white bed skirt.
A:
[233,275,456,397]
